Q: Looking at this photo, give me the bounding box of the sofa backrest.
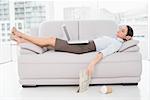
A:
[79,20,117,40]
[39,21,78,40]
[37,20,117,40]
[28,26,39,36]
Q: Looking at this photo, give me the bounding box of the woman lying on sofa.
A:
[11,25,134,77]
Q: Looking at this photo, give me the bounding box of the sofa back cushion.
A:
[79,20,117,40]
[39,21,78,40]
[28,26,39,36]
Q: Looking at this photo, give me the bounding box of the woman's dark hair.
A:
[126,25,134,37]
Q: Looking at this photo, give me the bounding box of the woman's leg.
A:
[11,27,56,47]
[11,34,30,44]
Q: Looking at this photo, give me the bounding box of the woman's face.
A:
[116,25,128,39]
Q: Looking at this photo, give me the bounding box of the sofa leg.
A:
[22,85,38,88]
[122,83,138,86]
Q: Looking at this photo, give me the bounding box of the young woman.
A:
[11,25,134,77]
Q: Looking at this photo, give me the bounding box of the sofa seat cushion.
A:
[18,51,142,79]
[19,51,141,64]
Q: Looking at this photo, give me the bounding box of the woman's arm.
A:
[86,52,103,76]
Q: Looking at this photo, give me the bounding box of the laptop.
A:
[61,24,89,44]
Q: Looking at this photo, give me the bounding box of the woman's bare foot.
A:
[10,34,29,44]
[11,27,22,37]
[11,27,16,35]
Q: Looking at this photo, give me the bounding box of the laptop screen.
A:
[61,25,70,41]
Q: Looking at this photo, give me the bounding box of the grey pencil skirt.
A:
[54,38,96,54]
